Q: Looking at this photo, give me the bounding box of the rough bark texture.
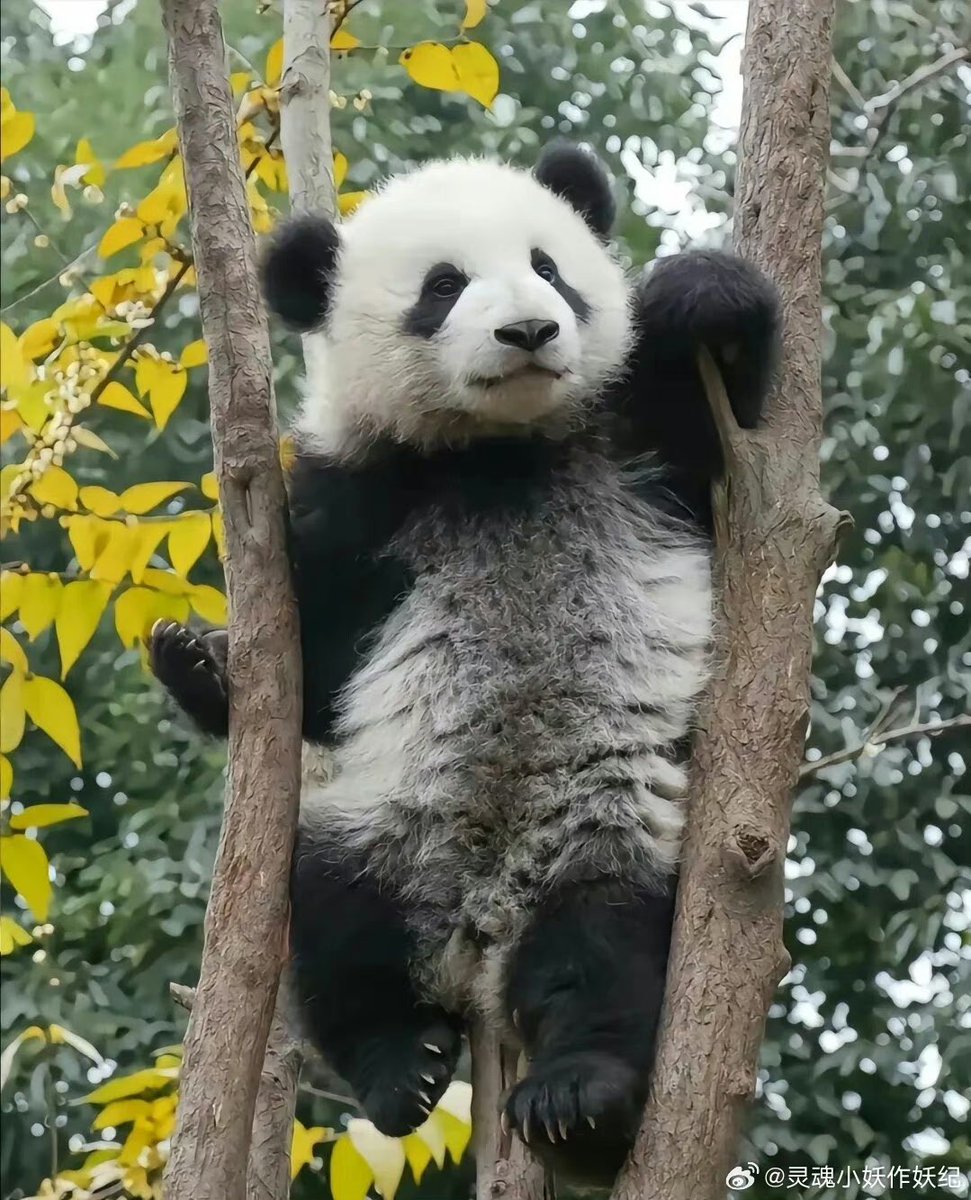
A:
[471,1025,552,1200]
[161,3,303,1198]
[247,983,304,1200]
[612,3,845,1198]
[279,0,334,217]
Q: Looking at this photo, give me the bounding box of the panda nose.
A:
[494,319,560,352]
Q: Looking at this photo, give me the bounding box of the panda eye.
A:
[533,255,559,285]
[428,272,465,300]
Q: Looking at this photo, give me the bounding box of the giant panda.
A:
[150,143,779,1186]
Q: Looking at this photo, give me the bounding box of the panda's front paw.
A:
[358,1016,461,1138]
[149,620,229,737]
[503,1051,641,1185]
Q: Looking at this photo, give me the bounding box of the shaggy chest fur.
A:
[299,444,712,1009]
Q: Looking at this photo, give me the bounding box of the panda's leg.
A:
[501,879,674,1186]
[291,828,462,1136]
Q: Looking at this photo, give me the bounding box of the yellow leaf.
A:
[72,427,119,458]
[79,485,121,517]
[413,1110,446,1167]
[437,1080,472,1125]
[119,481,189,515]
[140,569,191,596]
[0,409,23,444]
[0,111,34,162]
[90,522,137,584]
[0,915,33,955]
[230,71,252,96]
[266,38,284,86]
[451,43,500,108]
[291,1120,328,1181]
[114,587,189,648]
[30,465,79,511]
[82,1066,179,1105]
[0,322,29,393]
[211,511,225,560]
[0,627,27,673]
[114,129,178,170]
[23,675,82,767]
[402,1133,434,1184]
[339,190,368,217]
[347,1120,405,1199]
[136,157,187,237]
[0,669,25,753]
[331,28,360,51]
[0,1025,45,1089]
[168,512,211,577]
[200,471,219,501]
[9,803,87,830]
[436,1111,472,1163]
[98,380,151,419]
[0,753,11,799]
[399,43,459,94]
[92,1098,152,1130]
[0,834,51,920]
[1,571,24,620]
[462,0,488,28]
[19,318,60,361]
[189,584,227,625]
[180,339,208,368]
[19,574,63,640]
[76,136,106,187]
[98,217,145,259]
[149,364,187,429]
[48,1023,104,1065]
[55,580,112,675]
[66,515,109,572]
[330,1134,373,1200]
[334,152,349,188]
[130,523,172,583]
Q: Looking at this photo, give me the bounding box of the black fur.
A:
[260,214,341,331]
[149,622,228,736]
[531,248,591,322]
[605,249,781,528]
[534,141,616,239]
[403,263,470,339]
[290,830,462,1135]
[503,881,674,1186]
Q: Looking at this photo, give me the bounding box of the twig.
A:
[799,712,970,780]
[830,58,866,111]
[0,240,99,316]
[864,45,969,117]
[302,1083,362,1110]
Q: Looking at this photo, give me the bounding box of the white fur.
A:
[295,158,632,456]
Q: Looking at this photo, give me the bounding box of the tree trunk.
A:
[613,2,846,1198]
[244,3,337,1195]
[161,3,303,1198]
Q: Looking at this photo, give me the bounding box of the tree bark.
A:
[247,983,304,1200]
[161,3,303,1198]
[613,3,845,1198]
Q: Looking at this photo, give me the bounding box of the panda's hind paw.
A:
[148,620,229,737]
[358,1017,461,1138]
[503,1051,641,1186]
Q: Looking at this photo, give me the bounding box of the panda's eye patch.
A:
[423,265,469,301]
[531,250,559,285]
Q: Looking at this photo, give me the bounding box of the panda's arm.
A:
[606,250,780,516]
[149,450,413,744]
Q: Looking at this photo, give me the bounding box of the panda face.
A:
[286,158,631,454]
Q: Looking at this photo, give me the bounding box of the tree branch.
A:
[613,2,841,1197]
[160,3,303,1198]
[279,0,335,218]
[799,712,970,780]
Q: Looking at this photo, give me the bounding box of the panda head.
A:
[261,143,631,454]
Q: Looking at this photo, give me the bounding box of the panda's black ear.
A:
[534,142,615,240]
[259,214,340,332]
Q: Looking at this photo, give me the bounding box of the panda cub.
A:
[151,144,778,1185]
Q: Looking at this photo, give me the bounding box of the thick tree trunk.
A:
[613,2,845,1198]
[161,3,303,1198]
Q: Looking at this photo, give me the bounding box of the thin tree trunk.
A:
[613,2,846,1198]
[471,1025,551,1200]
[161,3,303,1198]
[244,3,337,1195]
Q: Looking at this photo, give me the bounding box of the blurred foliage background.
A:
[1,0,968,1197]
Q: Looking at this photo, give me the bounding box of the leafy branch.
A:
[800,712,970,780]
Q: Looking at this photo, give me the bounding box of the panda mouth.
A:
[470,364,563,388]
